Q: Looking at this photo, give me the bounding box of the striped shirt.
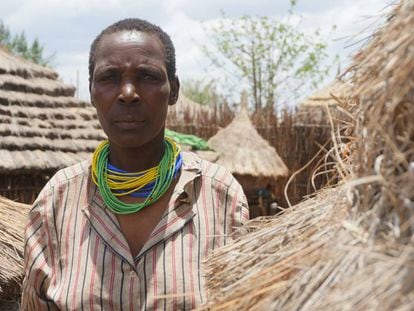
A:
[21,151,249,310]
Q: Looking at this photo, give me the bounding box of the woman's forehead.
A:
[117,31,154,45]
[96,30,165,61]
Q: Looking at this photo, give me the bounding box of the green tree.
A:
[203,1,336,111]
[12,32,29,58]
[0,20,53,66]
[29,39,48,66]
[0,21,11,44]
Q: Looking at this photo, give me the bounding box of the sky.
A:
[1,0,393,102]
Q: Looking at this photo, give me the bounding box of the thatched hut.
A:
[167,93,213,123]
[295,79,352,127]
[204,0,414,309]
[208,92,288,216]
[0,195,29,308]
[165,93,226,140]
[0,46,105,203]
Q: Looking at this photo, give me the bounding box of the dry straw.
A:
[0,196,29,299]
[203,0,414,309]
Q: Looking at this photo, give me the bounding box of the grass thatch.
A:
[0,196,29,300]
[203,187,414,310]
[0,47,106,174]
[208,93,288,179]
[0,46,56,80]
[168,93,214,122]
[0,74,75,97]
[295,79,353,127]
[350,0,414,232]
[203,0,414,309]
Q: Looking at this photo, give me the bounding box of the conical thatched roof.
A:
[0,195,29,299]
[208,93,288,178]
[0,46,105,173]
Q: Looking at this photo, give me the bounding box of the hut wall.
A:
[0,172,52,204]
[234,174,281,218]
[255,123,334,206]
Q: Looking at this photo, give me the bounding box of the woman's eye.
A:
[95,71,119,82]
[139,70,162,82]
[99,75,115,82]
[142,74,155,80]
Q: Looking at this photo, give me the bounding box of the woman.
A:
[21,18,249,310]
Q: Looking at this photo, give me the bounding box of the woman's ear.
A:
[169,76,180,106]
[90,94,96,107]
[89,81,96,107]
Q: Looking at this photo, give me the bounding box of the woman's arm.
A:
[21,195,56,310]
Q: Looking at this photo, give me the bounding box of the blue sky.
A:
[1,0,392,102]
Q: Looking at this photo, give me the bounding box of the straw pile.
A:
[0,196,29,300]
[351,0,414,234]
[203,0,414,309]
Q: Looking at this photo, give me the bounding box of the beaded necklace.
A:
[92,137,182,215]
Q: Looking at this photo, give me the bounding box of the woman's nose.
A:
[118,81,139,104]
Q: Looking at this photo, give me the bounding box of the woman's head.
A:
[89,18,179,150]
[89,18,176,89]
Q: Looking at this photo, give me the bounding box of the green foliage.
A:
[0,20,53,66]
[181,78,226,106]
[203,2,337,111]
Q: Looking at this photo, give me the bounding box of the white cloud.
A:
[0,0,391,101]
[299,0,392,66]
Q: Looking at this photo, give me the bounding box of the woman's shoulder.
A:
[33,158,91,205]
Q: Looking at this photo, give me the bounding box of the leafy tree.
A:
[28,39,47,65]
[0,21,11,44]
[203,1,336,111]
[12,32,29,58]
[0,20,53,66]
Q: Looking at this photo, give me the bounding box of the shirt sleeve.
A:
[229,182,250,234]
[21,194,55,310]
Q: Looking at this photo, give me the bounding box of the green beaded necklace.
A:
[92,138,179,215]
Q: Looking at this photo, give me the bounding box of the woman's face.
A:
[90,30,178,149]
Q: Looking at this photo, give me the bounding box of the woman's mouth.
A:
[114,120,145,129]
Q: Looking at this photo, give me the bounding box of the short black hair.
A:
[88,18,176,89]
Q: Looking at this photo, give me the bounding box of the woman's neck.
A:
[107,134,165,172]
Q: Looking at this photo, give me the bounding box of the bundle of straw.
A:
[204,187,414,310]
[351,0,414,236]
[203,0,414,309]
[0,196,30,299]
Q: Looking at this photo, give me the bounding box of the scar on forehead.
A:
[118,31,150,44]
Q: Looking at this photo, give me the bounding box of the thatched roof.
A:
[167,93,213,124]
[208,93,288,179]
[295,79,353,126]
[0,46,105,173]
[204,0,414,309]
[0,196,29,299]
[299,79,351,107]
